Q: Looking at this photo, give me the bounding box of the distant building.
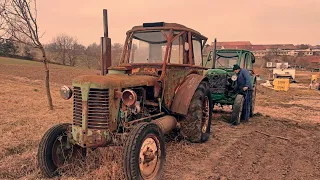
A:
[203,40,320,58]
[296,56,320,68]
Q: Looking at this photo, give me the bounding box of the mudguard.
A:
[171,74,207,115]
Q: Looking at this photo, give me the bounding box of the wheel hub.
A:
[52,134,80,167]
[139,137,159,178]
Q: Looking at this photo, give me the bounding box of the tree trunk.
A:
[40,45,53,110]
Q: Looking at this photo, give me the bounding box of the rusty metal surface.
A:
[152,115,177,134]
[123,113,165,128]
[82,101,88,147]
[163,66,205,108]
[170,74,206,115]
[73,74,158,89]
[188,32,193,65]
[101,9,112,75]
[101,37,111,74]
[100,37,106,76]
[159,29,173,81]
[127,23,207,41]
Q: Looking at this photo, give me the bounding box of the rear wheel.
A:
[180,81,213,143]
[250,85,257,117]
[123,123,165,180]
[230,94,244,125]
[37,123,84,177]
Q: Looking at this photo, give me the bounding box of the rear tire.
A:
[250,85,257,117]
[123,123,165,180]
[180,81,213,143]
[230,94,244,125]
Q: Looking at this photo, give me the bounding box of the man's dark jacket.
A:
[236,68,252,92]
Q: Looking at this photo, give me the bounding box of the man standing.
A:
[233,64,253,121]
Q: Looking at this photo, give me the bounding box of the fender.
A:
[171,74,207,115]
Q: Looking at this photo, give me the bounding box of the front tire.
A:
[230,94,244,125]
[123,123,166,180]
[37,123,83,178]
[180,81,213,143]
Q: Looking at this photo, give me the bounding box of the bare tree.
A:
[67,43,85,66]
[111,43,123,66]
[46,34,83,66]
[297,44,311,50]
[0,14,4,37]
[0,0,53,110]
[84,42,100,69]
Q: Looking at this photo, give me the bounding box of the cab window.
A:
[192,37,202,66]
[170,31,184,64]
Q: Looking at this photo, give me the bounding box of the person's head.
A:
[233,64,241,74]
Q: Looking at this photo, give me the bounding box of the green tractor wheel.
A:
[123,123,166,180]
[230,94,244,125]
[250,85,257,117]
[180,81,213,143]
[37,123,84,178]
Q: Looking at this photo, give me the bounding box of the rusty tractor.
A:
[37,10,213,179]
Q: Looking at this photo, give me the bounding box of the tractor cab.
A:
[109,22,208,77]
[108,22,209,110]
[204,49,256,73]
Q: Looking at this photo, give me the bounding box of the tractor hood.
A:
[206,69,228,76]
[72,74,158,89]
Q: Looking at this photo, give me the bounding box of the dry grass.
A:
[1,57,320,180]
[0,58,124,179]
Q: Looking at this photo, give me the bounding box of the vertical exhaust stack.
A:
[101,9,112,76]
[212,38,217,69]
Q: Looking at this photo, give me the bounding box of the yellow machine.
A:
[273,78,290,91]
[311,75,318,82]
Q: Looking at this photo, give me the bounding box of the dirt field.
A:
[1,57,320,180]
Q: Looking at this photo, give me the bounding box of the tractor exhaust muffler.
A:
[152,115,177,134]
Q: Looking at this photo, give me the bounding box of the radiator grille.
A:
[73,87,110,129]
[73,87,82,126]
[87,88,110,129]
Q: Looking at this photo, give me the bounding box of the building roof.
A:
[208,40,298,51]
[296,56,320,63]
[251,44,296,50]
[251,45,266,51]
[211,41,252,46]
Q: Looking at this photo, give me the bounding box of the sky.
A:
[37,0,320,46]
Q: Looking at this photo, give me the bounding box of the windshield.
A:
[129,30,168,63]
[215,52,239,68]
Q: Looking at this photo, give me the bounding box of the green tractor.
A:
[37,10,213,180]
[203,39,257,125]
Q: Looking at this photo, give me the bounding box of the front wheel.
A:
[37,123,84,178]
[180,81,213,143]
[230,94,244,125]
[123,123,166,180]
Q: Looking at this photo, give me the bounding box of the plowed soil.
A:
[1,57,320,180]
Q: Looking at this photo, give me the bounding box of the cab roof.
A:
[127,22,207,41]
[216,49,253,53]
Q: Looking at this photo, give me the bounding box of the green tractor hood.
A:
[206,68,228,76]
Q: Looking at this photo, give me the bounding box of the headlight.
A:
[231,75,238,81]
[121,89,137,107]
[60,85,73,100]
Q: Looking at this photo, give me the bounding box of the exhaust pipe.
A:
[212,38,217,69]
[101,9,112,76]
[152,115,177,134]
